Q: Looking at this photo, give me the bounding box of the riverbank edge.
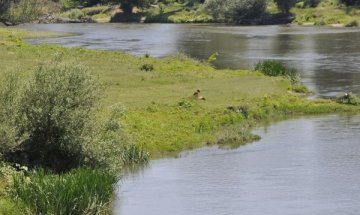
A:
[1,27,360,214]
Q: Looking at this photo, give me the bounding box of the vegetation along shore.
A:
[1,25,360,214]
[0,0,359,26]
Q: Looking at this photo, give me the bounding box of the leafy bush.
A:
[255,60,300,85]
[204,0,267,23]
[216,124,260,149]
[0,59,141,172]
[12,168,117,215]
[141,63,154,71]
[292,84,310,93]
[345,19,358,27]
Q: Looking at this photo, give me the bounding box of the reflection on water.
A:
[19,24,360,96]
[114,115,360,215]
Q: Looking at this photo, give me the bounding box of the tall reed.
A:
[12,168,117,215]
[255,60,300,84]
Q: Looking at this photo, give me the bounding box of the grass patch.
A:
[292,0,360,26]
[0,164,29,215]
[255,60,300,85]
[11,168,116,215]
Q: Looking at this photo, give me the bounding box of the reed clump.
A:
[12,168,117,215]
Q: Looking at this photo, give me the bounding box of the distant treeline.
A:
[1,0,360,24]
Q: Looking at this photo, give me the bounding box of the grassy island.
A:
[1,27,360,214]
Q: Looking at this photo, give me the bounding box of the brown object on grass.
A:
[193,89,206,100]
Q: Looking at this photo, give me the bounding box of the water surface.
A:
[20,24,360,96]
[114,115,360,215]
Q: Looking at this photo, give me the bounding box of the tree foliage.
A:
[273,0,297,14]
[118,0,151,14]
[339,0,360,6]
[204,0,267,24]
[0,0,11,18]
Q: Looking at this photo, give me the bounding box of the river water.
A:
[115,115,360,215]
[20,23,360,96]
[19,24,360,214]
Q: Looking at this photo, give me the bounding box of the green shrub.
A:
[0,60,140,172]
[141,63,154,71]
[292,84,310,93]
[12,168,117,215]
[255,60,300,85]
[216,124,260,149]
[345,19,358,27]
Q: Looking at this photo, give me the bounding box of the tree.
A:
[274,0,297,14]
[339,0,360,6]
[205,0,267,24]
[119,0,150,14]
[303,0,320,7]
[0,0,11,19]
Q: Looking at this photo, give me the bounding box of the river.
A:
[18,23,360,214]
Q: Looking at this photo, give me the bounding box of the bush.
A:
[12,168,117,215]
[141,63,154,71]
[255,60,300,85]
[204,0,267,24]
[0,59,140,173]
[345,19,358,27]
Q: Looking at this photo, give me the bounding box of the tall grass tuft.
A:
[12,168,117,215]
[255,60,300,85]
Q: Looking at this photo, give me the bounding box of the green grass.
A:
[12,168,116,215]
[57,5,114,22]
[255,60,300,85]
[292,0,360,26]
[0,166,29,215]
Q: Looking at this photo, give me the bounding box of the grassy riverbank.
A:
[1,27,360,214]
[292,0,360,26]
